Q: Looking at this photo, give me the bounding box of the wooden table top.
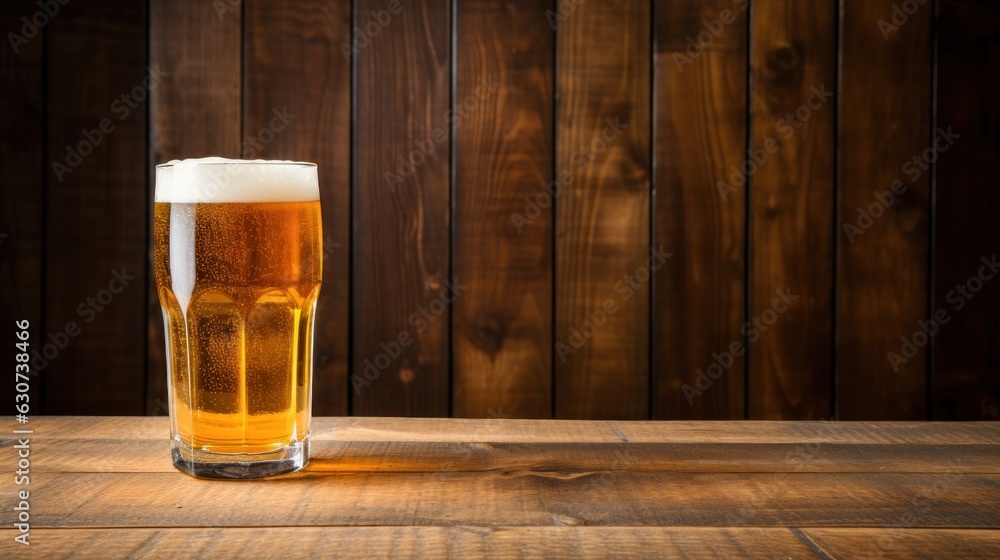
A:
[2,417,999,559]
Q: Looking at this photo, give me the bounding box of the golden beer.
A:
[153,158,321,478]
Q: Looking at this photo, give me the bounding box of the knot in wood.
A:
[765,41,803,86]
[470,314,507,353]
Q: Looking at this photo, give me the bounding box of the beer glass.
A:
[153,158,321,478]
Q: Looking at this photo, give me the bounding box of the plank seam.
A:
[38,0,51,416]
[142,0,152,416]
[647,0,655,421]
[347,0,356,416]
[550,0,558,420]
[743,0,754,420]
[832,0,844,421]
[926,0,939,421]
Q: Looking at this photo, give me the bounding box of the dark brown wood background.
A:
[1,0,997,420]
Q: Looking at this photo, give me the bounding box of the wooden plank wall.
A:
[555,0,651,420]
[353,0,451,416]
[839,0,933,420]
[453,0,554,419]
[43,0,148,414]
[749,0,836,419]
[0,0,45,412]
[654,0,748,420]
[0,0,996,420]
[932,0,1000,420]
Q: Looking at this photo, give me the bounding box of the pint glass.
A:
[153,158,321,478]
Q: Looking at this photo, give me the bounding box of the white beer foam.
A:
[155,157,319,203]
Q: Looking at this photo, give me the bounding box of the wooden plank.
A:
[19,437,1000,475]
[2,527,998,559]
[554,0,650,419]
[244,0,351,416]
[353,0,450,416]
[838,0,933,420]
[15,471,1000,528]
[0,527,815,559]
[803,528,1000,559]
[932,0,1000,420]
[653,0,748,419]
[43,0,148,414]
[13,417,1000,444]
[147,0,242,415]
[451,0,553,419]
[0,0,45,413]
[748,0,836,419]
[149,0,241,160]
[0,528,811,559]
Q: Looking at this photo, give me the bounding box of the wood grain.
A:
[0,0,45,412]
[803,528,1000,559]
[14,470,1000,528]
[10,417,999,476]
[653,0,748,419]
[4,527,998,559]
[452,0,554,419]
[148,0,242,415]
[0,527,810,559]
[748,0,836,419]
[838,0,933,420]
[43,1,148,414]
[244,0,351,415]
[18,438,1000,475]
[3,418,999,556]
[932,0,1000,420]
[3,0,999,424]
[353,0,451,416]
[14,416,1000,444]
[554,0,650,420]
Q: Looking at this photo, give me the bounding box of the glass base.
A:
[171,436,309,479]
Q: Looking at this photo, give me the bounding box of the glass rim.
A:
[155,160,317,169]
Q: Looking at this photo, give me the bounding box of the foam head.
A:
[155,157,319,203]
